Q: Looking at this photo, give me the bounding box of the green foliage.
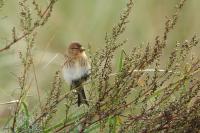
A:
[117,49,126,72]
[108,116,117,133]
[15,102,43,133]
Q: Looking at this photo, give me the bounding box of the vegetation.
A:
[0,0,200,132]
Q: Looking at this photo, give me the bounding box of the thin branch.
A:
[0,100,19,105]
[0,0,57,53]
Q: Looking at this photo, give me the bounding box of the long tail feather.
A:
[77,86,89,106]
[71,80,89,106]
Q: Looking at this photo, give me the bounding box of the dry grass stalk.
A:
[2,0,200,132]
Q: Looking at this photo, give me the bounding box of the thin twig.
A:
[0,0,57,53]
[0,100,19,105]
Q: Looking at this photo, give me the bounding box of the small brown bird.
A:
[62,42,90,106]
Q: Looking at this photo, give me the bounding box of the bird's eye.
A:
[71,48,79,50]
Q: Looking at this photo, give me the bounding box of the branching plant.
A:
[1,0,200,132]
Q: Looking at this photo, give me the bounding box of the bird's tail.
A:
[77,86,89,106]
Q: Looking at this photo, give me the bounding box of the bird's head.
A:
[67,42,85,57]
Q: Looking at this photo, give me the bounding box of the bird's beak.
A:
[80,47,85,52]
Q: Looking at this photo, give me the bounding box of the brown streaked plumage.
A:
[62,42,90,106]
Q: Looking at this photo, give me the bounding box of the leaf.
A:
[84,122,100,133]
[116,115,122,125]
[21,102,30,129]
[108,116,117,133]
[117,49,126,72]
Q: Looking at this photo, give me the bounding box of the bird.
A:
[62,42,90,106]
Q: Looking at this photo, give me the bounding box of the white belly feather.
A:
[63,62,90,84]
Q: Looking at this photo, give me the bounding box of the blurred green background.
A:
[0,0,200,128]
